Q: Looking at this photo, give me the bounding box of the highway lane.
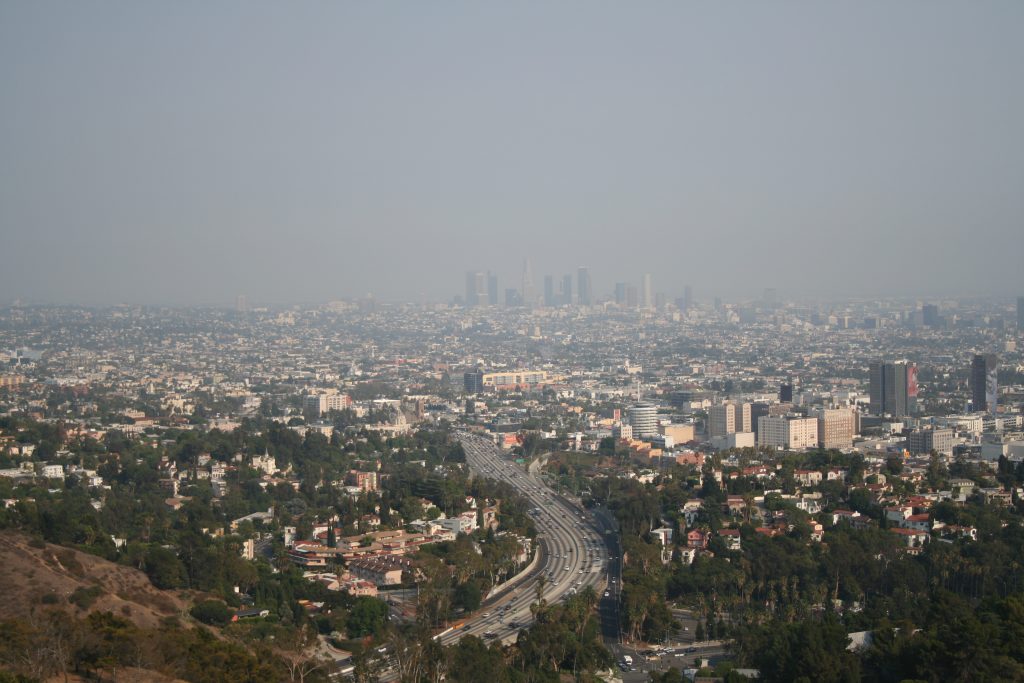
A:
[438,431,610,647]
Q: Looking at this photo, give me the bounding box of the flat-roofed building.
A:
[908,427,954,456]
[812,408,857,449]
[759,415,819,450]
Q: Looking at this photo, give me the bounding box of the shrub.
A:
[69,585,104,609]
[190,599,232,626]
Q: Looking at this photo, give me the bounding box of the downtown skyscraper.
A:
[577,267,592,306]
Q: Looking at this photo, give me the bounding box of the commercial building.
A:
[464,370,554,393]
[465,271,486,307]
[750,402,791,437]
[464,371,485,394]
[812,408,857,450]
[641,273,653,310]
[970,353,998,414]
[908,427,954,456]
[487,272,499,305]
[758,415,819,450]
[628,402,659,438]
[577,267,592,306]
[544,275,555,307]
[869,361,917,417]
[659,423,695,444]
[614,282,627,306]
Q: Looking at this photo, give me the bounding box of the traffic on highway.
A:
[436,431,612,647]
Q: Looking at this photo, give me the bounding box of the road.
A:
[438,431,611,647]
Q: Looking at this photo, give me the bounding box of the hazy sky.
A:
[2,2,1022,306]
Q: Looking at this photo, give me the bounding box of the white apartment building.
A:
[758,415,818,450]
[709,401,752,438]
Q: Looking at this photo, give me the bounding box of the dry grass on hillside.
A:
[0,531,190,630]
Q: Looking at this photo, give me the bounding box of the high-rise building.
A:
[708,402,752,438]
[922,304,941,327]
[544,275,555,307]
[577,267,592,306]
[628,402,658,438]
[562,274,573,306]
[869,361,917,417]
[235,295,248,313]
[1018,297,1024,330]
[504,288,522,307]
[779,383,793,403]
[758,415,819,450]
[521,258,534,307]
[487,272,499,305]
[641,273,653,310]
[683,285,693,312]
[971,354,999,413]
[812,408,857,450]
[614,282,627,306]
[751,402,791,437]
[464,371,484,394]
[465,271,486,307]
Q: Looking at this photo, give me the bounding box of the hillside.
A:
[0,531,190,630]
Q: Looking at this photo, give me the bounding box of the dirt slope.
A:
[0,531,190,630]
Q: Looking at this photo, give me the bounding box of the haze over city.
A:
[2,2,1022,306]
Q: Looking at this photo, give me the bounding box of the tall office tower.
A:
[235,295,248,313]
[615,282,627,306]
[971,353,999,413]
[626,285,638,309]
[543,275,555,307]
[628,401,658,438]
[577,267,592,306]
[684,285,693,312]
[869,361,918,417]
[1018,297,1024,330]
[708,401,752,438]
[562,274,573,306]
[465,271,486,306]
[641,273,653,310]
[922,304,940,327]
[779,383,793,403]
[487,272,499,305]
[521,258,535,307]
[464,371,484,394]
[504,288,522,307]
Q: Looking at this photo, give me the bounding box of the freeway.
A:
[437,431,611,647]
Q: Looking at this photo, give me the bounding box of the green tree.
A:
[346,596,389,638]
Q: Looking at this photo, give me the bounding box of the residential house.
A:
[718,528,742,551]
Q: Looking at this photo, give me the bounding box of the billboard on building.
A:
[986,367,998,415]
